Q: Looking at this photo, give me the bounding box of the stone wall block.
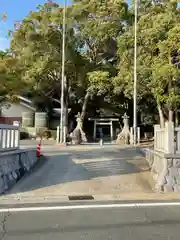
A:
[164,184,174,192]
[155,183,163,192]
[0,149,37,194]
[157,175,167,186]
[174,184,180,193]
[150,152,154,166]
[173,159,180,168]
[15,169,21,180]
[3,175,8,191]
[153,173,158,181]
[146,151,154,166]
[151,163,157,174]
[165,175,176,187]
[167,159,173,168]
[12,171,18,180]
[168,167,179,178]
[0,177,5,194]
[2,164,9,175]
[0,167,3,178]
[27,156,33,168]
[175,177,180,184]
[28,151,36,167]
[7,173,16,187]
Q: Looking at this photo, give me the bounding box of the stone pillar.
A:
[130,127,133,145]
[137,127,140,145]
[56,126,60,144]
[93,120,96,140]
[14,129,19,148]
[7,129,10,148]
[165,121,174,154]
[0,129,2,149]
[110,121,113,141]
[154,124,161,150]
[11,130,15,148]
[2,130,6,149]
[176,130,180,154]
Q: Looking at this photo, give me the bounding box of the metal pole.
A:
[60,0,67,143]
[133,0,137,145]
[63,75,67,144]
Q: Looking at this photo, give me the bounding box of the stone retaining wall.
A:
[142,148,180,193]
[0,149,37,194]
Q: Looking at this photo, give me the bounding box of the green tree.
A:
[114,1,180,127]
[10,2,79,111]
[68,0,130,119]
[0,51,23,106]
[10,0,130,123]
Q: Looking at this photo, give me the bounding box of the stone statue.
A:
[116,113,130,144]
[70,112,87,144]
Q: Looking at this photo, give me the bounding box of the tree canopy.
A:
[113,1,180,126]
[1,0,180,126]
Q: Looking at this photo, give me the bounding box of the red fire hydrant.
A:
[36,143,41,157]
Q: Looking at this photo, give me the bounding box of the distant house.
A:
[0,96,71,129]
[0,96,35,125]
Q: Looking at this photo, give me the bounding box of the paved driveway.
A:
[1,144,154,202]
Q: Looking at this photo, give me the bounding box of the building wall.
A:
[0,117,22,125]
[1,103,33,118]
[0,102,62,129]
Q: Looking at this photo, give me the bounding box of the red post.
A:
[36,143,41,157]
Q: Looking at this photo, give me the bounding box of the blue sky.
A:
[0,0,71,50]
[0,0,130,50]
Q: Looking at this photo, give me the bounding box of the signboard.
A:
[13,121,20,127]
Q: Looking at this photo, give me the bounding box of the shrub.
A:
[20,131,29,139]
[43,130,52,139]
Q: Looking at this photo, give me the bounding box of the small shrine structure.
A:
[88,117,119,141]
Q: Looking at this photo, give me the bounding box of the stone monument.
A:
[116,113,130,144]
[70,112,87,144]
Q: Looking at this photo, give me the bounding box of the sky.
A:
[0,0,130,50]
[0,0,71,50]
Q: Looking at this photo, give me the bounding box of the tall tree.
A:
[69,0,130,119]
[114,1,180,126]
[10,0,130,123]
[0,51,23,106]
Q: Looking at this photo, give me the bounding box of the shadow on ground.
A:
[5,146,153,195]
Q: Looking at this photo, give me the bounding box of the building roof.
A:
[17,96,71,114]
[18,96,36,111]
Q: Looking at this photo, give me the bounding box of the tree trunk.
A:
[70,92,89,144]
[80,91,90,121]
[168,109,173,122]
[157,104,165,128]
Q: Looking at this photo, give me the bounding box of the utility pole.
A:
[63,75,68,144]
[60,0,67,143]
[133,0,138,145]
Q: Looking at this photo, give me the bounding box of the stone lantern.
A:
[116,113,130,144]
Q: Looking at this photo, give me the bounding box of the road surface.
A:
[1,144,154,202]
[0,203,180,239]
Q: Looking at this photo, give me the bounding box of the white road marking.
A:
[0,202,180,213]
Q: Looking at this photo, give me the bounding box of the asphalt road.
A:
[6,144,153,202]
[0,204,180,239]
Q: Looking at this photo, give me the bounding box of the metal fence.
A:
[0,124,20,152]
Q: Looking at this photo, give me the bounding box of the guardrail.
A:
[0,124,20,152]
